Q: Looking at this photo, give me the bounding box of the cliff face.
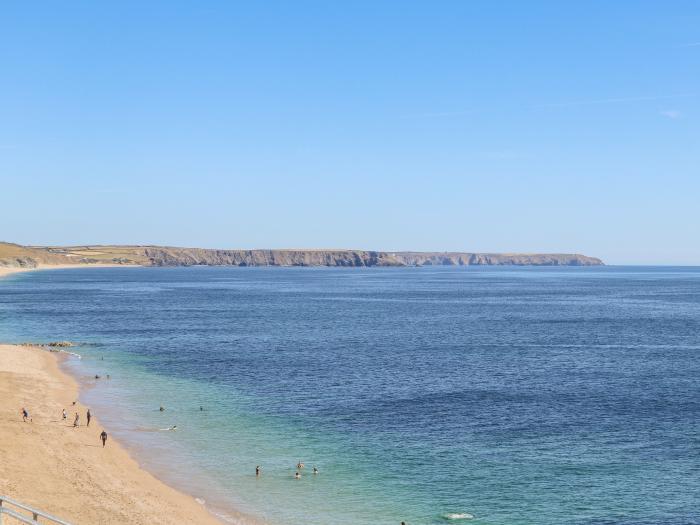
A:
[142,248,403,267]
[1,243,604,269]
[141,248,602,267]
[392,252,602,266]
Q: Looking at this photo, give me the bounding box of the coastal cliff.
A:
[1,242,603,268]
[142,248,602,267]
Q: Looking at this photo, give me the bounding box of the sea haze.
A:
[1,266,699,525]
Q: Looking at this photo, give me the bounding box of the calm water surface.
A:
[1,266,699,524]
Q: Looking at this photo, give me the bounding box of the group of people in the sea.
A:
[254,461,319,480]
[20,404,109,448]
[158,405,324,481]
[293,461,320,479]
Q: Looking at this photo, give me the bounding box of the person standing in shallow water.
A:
[86,409,92,427]
[256,466,261,477]
[100,430,108,447]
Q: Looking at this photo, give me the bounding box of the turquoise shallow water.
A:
[1,266,699,524]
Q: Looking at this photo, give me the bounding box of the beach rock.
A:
[19,341,76,348]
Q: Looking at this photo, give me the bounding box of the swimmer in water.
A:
[256,465,261,477]
[169,425,177,431]
[159,406,165,412]
[313,466,319,475]
[294,472,301,479]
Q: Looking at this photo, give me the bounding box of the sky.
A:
[1,1,698,264]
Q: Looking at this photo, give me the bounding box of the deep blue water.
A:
[1,266,699,525]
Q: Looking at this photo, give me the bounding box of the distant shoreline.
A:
[1,241,604,269]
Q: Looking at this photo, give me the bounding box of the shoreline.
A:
[0,343,230,524]
[60,353,264,525]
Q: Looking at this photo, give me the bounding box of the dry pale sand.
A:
[0,343,225,524]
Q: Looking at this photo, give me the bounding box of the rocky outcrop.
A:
[0,256,39,269]
[20,341,76,348]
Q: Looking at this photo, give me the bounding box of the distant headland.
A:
[0,242,603,269]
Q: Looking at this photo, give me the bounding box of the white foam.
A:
[443,512,474,520]
[211,510,244,524]
[48,348,82,359]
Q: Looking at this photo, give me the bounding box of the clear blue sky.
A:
[1,2,698,264]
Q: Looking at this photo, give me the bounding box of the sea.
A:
[0,266,698,525]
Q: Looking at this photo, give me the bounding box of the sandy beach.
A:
[0,263,129,279]
[0,343,224,524]
[0,266,35,278]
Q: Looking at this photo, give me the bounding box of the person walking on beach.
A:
[73,412,80,427]
[62,408,67,421]
[86,409,92,427]
[100,430,108,447]
[21,408,30,422]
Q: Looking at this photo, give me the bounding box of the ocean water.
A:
[1,266,699,525]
